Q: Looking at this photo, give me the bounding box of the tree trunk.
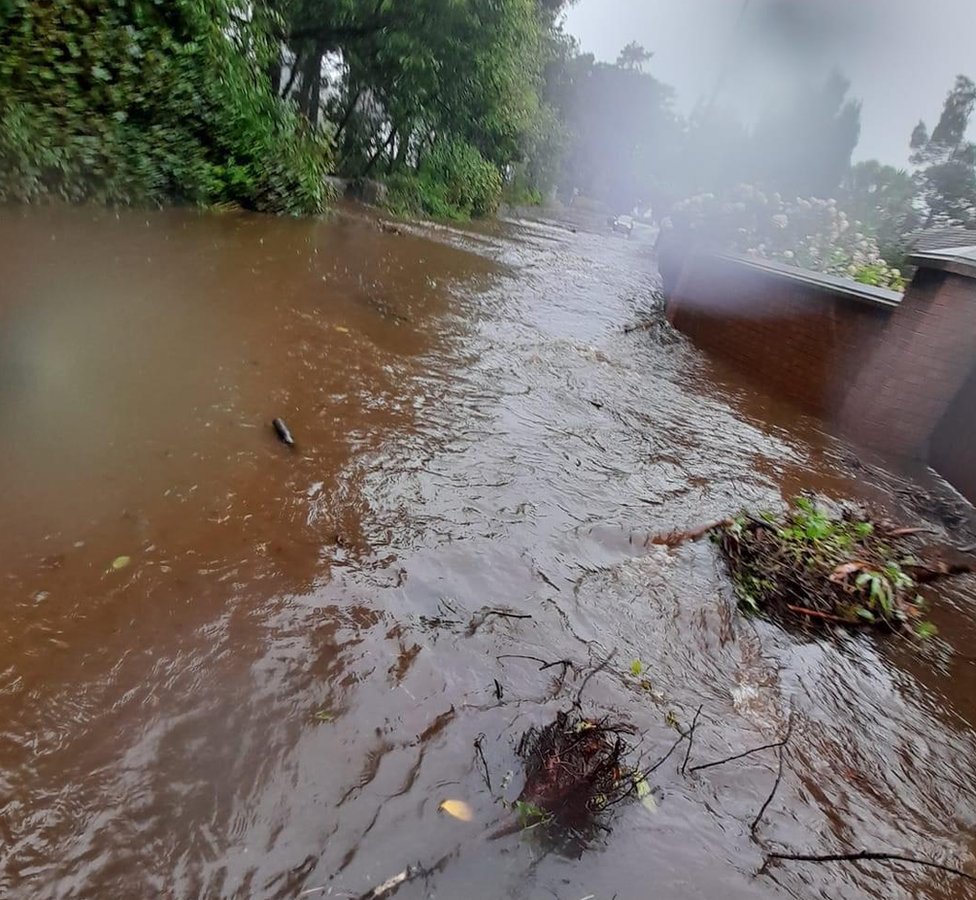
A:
[334,87,363,142]
[364,129,397,176]
[280,50,302,99]
[268,57,282,95]
[295,43,325,126]
[391,126,412,173]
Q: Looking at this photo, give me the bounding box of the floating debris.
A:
[272,417,295,447]
[438,799,473,822]
[514,710,639,843]
[649,496,974,635]
[715,497,969,634]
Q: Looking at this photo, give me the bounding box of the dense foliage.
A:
[909,75,976,227]
[3,0,973,239]
[718,497,935,637]
[271,0,562,218]
[386,140,503,220]
[0,0,330,213]
[670,186,907,291]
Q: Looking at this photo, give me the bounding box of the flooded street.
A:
[1,204,975,899]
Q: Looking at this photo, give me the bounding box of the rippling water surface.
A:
[1,204,975,899]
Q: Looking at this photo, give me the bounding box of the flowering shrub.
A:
[669,185,907,292]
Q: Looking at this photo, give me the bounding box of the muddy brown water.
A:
[1,204,975,900]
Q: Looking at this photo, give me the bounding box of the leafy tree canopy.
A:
[0,0,330,213]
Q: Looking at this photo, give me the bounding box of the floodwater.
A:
[1,204,975,900]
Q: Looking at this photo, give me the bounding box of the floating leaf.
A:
[314,710,334,722]
[438,799,473,822]
[634,774,658,812]
[333,325,349,334]
[110,555,131,571]
[630,659,644,677]
[830,561,871,582]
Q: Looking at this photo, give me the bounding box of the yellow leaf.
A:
[334,325,349,334]
[110,555,131,571]
[438,799,473,822]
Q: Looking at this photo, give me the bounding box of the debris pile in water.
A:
[514,710,639,843]
[651,496,975,634]
[715,497,954,633]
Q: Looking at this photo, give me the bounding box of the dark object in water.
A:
[272,418,295,447]
[515,710,638,843]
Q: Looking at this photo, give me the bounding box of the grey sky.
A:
[563,0,976,166]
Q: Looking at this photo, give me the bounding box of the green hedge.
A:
[0,0,330,214]
[387,140,502,220]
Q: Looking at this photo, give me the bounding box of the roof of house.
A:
[910,225,976,254]
[910,242,976,279]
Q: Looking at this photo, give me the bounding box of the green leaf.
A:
[630,659,644,677]
[110,555,131,571]
[314,710,334,722]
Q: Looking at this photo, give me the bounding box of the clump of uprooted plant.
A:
[516,711,639,833]
[716,497,939,634]
[486,707,650,853]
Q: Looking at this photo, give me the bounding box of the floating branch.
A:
[680,705,705,775]
[762,849,976,884]
[690,715,794,774]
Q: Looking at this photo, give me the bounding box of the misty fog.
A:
[564,0,976,165]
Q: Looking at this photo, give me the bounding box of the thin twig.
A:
[473,734,492,792]
[680,705,704,775]
[357,866,417,899]
[647,519,731,549]
[483,610,533,621]
[751,742,786,835]
[497,654,552,668]
[574,649,617,709]
[691,714,794,773]
[786,605,854,625]
[537,570,562,592]
[647,730,685,774]
[763,850,976,883]
[539,659,573,672]
[647,711,700,775]
[496,654,572,671]
[885,526,939,538]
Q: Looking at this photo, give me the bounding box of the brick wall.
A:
[664,248,976,505]
[843,267,976,459]
[930,364,976,503]
[666,252,896,419]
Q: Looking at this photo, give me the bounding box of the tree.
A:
[0,0,329,212]
[839,161,920,266]
[910,75,976,226]
[749,69,861,198]
[617,42,652,71]
[545,48,680,209]
[266,0,558,215]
